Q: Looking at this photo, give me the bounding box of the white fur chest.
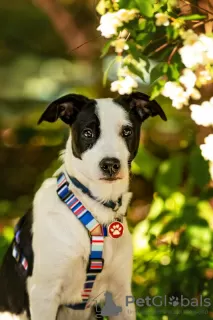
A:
[29,176,133,307]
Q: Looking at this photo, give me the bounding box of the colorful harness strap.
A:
[57,173,107,310]
[12,229,28,271]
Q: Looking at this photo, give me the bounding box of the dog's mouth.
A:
[100,177,122,182]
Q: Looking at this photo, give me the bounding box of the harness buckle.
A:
[87,258,104,273]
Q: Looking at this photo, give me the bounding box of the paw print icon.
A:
[108,221,124,238]
[169,296,179,306]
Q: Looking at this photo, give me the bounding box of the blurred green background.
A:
[0,0,213,319]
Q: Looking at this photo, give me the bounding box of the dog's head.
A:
[38,93,166,199]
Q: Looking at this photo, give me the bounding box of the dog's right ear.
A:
[37,94,92,125]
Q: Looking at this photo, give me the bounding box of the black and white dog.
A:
[0,92,166,320]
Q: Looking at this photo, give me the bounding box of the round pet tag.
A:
[108,221,124,238]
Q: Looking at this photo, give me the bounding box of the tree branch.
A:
[32,0,97,58]
[182,0,213,15]
[153,43,168,53]
[192,17,213,29]
[168,45,179,64]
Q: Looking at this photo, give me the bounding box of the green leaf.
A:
[187,226,212,250]
[150,79,166,99]
[136,33,152,46]
[133,145,160,180]
[127,62,145,81]
[145,20,156,32]
[167,63,180,80]
[138,19,146,30]
[189,146,211,189]
[150,62,168,83]
[127,42,142,61]
[181,204,209,227]
[181,14,206,21]
[135,0,154,17]
[148,46,172,62]
[101,40,112,58]
[119,0,138,9]
[166,25,179,40]
[155,154,185,198]
[103,57,116,86]
[160,217,183,234]
[137,35,152,48]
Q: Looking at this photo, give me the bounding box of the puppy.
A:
[0,92,166,320]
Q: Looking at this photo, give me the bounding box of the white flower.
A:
[119,29,129,38]
[179,41,205,68]
[190,99,213,126]
[179,69,196,89]
[190,88,201,100]
[97,9,138,38]
[116,9,138,22]
[118,66,132,77]
[97,12,122,38]
[155,13,170,26]
[162,81,189,109]
[181,29,198,45]
[199,34,213,64]
[179,33,213,68]
[172,95,189,109]
[199,34,213,49]
[111,76,138,95]
[111,39,129,53]
[200,134,213,162]
[196,69,212,86]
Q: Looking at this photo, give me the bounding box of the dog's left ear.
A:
[116,92,167,122]
[38,94,92,125]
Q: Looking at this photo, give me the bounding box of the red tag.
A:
[108,221,124,238]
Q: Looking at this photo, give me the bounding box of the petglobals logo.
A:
[126,295,211,308]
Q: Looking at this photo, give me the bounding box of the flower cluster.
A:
[197,126,213,181]
[152,28,213,177]
[179,30,213,68]
[96,0,213,185]
[111,62,139,94]
[190,98,213,127]
[162,69,201,109]
[97,9,138,38]
[111,75,138,94]
[200,134,213,162]
[155,13,170,27]
[111,38,129,53]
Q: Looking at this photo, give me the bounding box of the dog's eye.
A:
[122,126,133,138]
[82,128,93,138]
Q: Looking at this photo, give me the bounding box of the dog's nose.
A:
[99,158,121,177]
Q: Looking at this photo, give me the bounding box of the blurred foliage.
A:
[130,107,213,318]
[0,0,213,319]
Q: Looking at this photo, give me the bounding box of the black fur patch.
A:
[114,92,166,162]
[71,100,100,159]
[113,97,142,163]
[0,208,34,317]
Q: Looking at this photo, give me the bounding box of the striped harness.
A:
[57,172,108,310]
[12,172,124,311]
[12,229,28,271]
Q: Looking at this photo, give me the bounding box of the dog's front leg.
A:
[28,280,60,320]
[108,287,136,320]
[107,239,136,320]
[108,269,136,320]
